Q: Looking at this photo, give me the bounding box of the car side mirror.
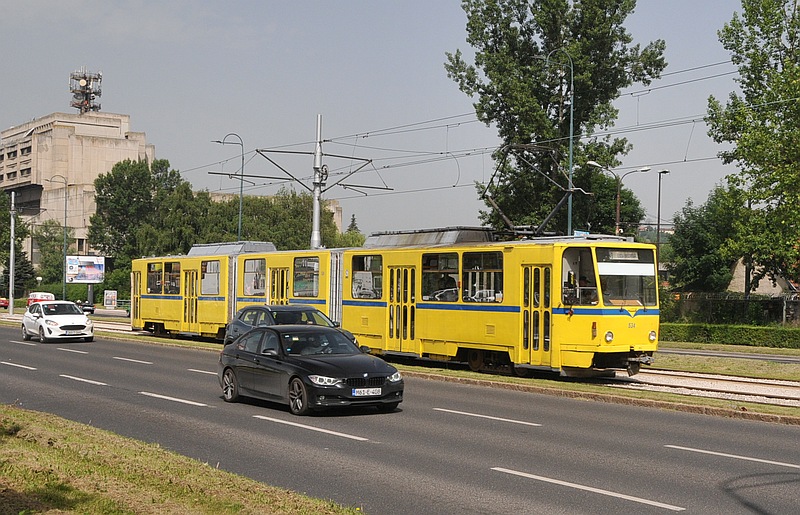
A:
[360,345,371,354]
[261,349,279,357]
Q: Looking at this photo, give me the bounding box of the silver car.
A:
[22,301,94,343]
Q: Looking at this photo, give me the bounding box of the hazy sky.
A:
[1,1,742,236]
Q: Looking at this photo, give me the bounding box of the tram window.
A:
[200,260,220,295]
[243,258,266,296]
[147,262,163,294]
[462,252,503,303]
[164,262,181,295]
[422,253,458,301]
[294,257,320,297]
[351,254,382,299]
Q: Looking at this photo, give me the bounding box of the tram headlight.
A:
[649,330,657,342]
[604,331,614,343]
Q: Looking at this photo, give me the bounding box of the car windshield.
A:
[281,331,360,356]
[272,309,335,327]
[42,303,83,316]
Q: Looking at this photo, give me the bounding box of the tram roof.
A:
[363,227,631,248]
[187,241,277,256]
[363,227,495,248]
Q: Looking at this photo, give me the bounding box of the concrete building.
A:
[0,111,154,263]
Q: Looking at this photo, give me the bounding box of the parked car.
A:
[76,300,95,314]
[22,300,94,343]
[218,325,403,415]
[223,304,354,345]
[27,292,56,306]
[0,297,8,308]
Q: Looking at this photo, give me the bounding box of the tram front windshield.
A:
[596,248,657,306]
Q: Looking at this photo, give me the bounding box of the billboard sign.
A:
[66,256,105,284]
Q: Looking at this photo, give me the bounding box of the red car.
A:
[0,297,8,308]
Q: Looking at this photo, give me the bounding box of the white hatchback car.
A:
[22,301,94,343]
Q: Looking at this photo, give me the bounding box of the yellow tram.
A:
[131,228,659,375]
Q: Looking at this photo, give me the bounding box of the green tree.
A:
[706,0,800,285]
[445,0,665,235]
[667,185,746,292]
[32,219,75,283]
[346,214,359,233]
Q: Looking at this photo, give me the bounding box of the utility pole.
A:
[8,192,14,314]
[310,114,327,249]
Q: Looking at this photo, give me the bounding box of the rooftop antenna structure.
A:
[69,66,102,114]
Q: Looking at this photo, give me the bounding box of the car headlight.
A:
[308,375,344,387]
[86,319,94,326]
[45,319,59,327]
[387,371,402,383]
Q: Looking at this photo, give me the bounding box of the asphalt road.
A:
[1,326,799,514]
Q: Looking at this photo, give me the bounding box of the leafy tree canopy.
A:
[706,0,800,284]
[445,0,666,235]
[667,185,746,292]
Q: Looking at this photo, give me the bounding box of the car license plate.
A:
[352,387,381,397]
[64,330,81,335]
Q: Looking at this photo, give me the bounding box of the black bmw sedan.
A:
[218,325,403,415]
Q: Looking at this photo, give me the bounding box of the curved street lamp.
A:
[213,133,245,241]
[587,161,651,235]
[47,174,69,300]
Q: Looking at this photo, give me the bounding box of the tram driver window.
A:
[422,253,458,301]
[351,255,382,299]
[462,251,503,303]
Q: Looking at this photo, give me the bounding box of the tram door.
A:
[131,271,141,322]
[522,266,552,366]
[270,268,289,304]
[183,270,198,333]
[387,266,416,353]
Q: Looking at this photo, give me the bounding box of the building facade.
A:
[0,111,154,264]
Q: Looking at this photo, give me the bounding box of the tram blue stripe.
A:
[416,303,520,313]
[343,300,388,308]
[552,307,660,317]
[288,298,326,305]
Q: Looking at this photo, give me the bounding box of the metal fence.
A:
[661,292,800,326]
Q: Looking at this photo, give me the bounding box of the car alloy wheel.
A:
[288,377,310,416]
[222,368,240,402]
[21,325,31,341]
[39,327,48,343]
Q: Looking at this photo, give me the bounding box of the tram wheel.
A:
[512,365,532,378]
[467,349,484,372]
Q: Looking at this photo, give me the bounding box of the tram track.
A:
[608,369,800,408]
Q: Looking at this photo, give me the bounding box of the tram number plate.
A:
[352,387,382,397]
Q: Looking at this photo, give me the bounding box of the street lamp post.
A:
[213,133,244,241]
[47,174,69,300]
[656,170,670,260]
[587,161,651,235]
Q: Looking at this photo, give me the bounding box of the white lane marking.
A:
[1,361,37,370]
[492,467,685,511]
[665,445,800,469]
[113,356,153,365]
[11,340,37,346]
[188,368,217,375]
[434,407,542,427]
[139,391,207,406]
[58,347,88,354]
[253,415,369,441]
[60,374,107,386]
